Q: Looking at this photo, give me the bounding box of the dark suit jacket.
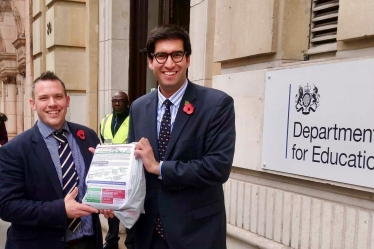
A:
[128,81,236,249]
[0,122,103,249]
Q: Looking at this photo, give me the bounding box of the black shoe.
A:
[103,243,119,249]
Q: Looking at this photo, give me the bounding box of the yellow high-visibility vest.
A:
[100,114,129,144]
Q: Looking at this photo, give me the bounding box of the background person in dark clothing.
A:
[0,113,8,146]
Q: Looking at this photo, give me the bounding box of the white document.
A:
[83,143,143,210]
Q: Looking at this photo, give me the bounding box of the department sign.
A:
[262,57,374,188]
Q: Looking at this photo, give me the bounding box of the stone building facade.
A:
[3,0,374,248]
[0,0,29,139]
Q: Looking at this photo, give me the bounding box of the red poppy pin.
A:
[77,130,85,140]
[183,100,194,115]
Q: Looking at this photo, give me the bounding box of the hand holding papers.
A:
[83,143,145,228]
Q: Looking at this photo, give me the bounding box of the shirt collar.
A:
[37,120,70,139]
[157,79,188,108]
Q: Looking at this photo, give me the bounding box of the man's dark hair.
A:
[146,24,192,59]
[32,71,67,99]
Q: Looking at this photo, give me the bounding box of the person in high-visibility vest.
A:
[100,91,133,249]
[100,91,130,145]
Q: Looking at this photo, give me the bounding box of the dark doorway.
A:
[128,0,190,103]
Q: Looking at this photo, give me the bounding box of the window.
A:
[307,0,339,55]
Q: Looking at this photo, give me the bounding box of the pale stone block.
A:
[236,181,244,228]
[15,0,26,19]
[67,92,86,125]
[227,235,258,249]
[265,188,274,239]
[5,84,16,103]
[257,186,266,236]
[332,204,344,249]
[229,179,238,226]
[291,194,301,249]
[213,70,265,170]
[190,79,211,88]
[5,84,17,135]
[250,184,258,233]
[46,0,86,6]
[3,12,15,26]
[33,0,41,17]
[2,26,17,40]
[337,0,374,41]
[243,183,251,231]
[46,2,86,49]
[110,39,129,91]
[22,4,32,36]
[85,91,98,131]
[273,190,283,243]
[280,0,311,60]
[102,0,112,41]
[45,48,86,91]
[33,56,42,82]
[357,210,370,249]
[104,40,110,90]
[300,197,311,249]
[25,34,31,64]
[98,89,108,128]
[282,192,292,246]
[321,202,332,249]
[98,0,106,42]
[189,0,207,81]
[214,0,276,62]
[111,0,129,40]
[371,213,374,249]
[2,23,17,54]
[309,201,322,249]
[345,207,356,249]
[98,41,105,91]
[190,0,202,6]
[224,180,231,221]
[32,17,42,55]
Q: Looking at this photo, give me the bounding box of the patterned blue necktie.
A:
[155,99,172,240]
[158,99,172,160]
[52,131,81,232]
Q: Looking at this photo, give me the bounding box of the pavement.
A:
[0,219,9,249]
[0,218,127,249]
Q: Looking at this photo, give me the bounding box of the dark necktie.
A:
[158,99,172,160]
[52,131,81,232]
[155,99,172,240]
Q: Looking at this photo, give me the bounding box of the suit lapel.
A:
[68,123,91,174]
[31,125,63,198]
[145,92,160,160]
[165,82,197,159]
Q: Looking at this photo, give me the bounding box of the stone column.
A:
[16,75,24,134]
[189,0,220,87]
[98,0,130,130]
[0,81,4,112]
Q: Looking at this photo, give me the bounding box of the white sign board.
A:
[262,58,374,188]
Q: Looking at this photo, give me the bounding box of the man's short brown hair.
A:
[32,71,67,99]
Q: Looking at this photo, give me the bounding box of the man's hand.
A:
[135,137,160,175]
[64,187,99,218]
[99,209,115,219]
[88,147,96,154]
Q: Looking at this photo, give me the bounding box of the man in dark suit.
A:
[0,71,103,249]
[128,25,236,249]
